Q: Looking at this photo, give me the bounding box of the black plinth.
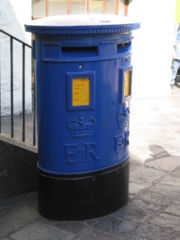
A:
[38,159,129,220]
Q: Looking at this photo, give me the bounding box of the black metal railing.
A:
[0,29,36,146]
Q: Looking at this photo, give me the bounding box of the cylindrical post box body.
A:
[25,15,140,220]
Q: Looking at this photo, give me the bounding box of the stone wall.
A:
[0,137,37,198]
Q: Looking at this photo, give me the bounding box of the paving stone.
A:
[154,183,180,195]
[129,149,151,164]
[73,229,128,240]
[130,166,165,187]
[171,165,180,179]
[115,199,161,223]
[145,156,180,171]
[25,192,37,201]
[151,213,180,231]
[138,190,173,207]
[0,196,40,239]
[0,194,25,217]
[160,175,180,186]
[130,237,147,240]
[57,221,89,234]
[88,215,137,237]
[130,160,142,173]
[134,223,179,240]
[10,222,75,240]
[139,183,180,206]
[164,199,180,217]
[148,145,170,159]
[129,182,147,195]
[160,143,180,155]
[129,193,135,200]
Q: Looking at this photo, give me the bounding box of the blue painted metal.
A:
[25,16,140,175]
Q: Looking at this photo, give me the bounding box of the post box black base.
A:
[38,160,129,220]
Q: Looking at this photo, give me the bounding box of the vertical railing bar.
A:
[33,61,36,146]
[87,0,90,13]
[46,0,49,16]
[22,44,25,142]
[124,0,129,16]
[67,0,71,14]
[0,41,1,134]
[10,37,14,138]
[115,0,119,15]
[124,5,128,16]
[103,0,106,14]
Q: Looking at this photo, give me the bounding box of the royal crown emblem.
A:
[67,115,96,137]
[117,103,129,130]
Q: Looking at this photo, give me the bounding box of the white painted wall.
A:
[129,0,176,99]
[0,0,32,116]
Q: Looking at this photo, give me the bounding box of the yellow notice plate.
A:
[72,78,90,106]
[124,71,131,97]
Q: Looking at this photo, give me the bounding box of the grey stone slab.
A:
[0,194,24,217]
[130,166,165,187]
[89,216,137,236]
[165,205,180,217]
[10,222,75,240]
[57,221,89,234]
[160,175,180,186]
[129,193,135,200]
[0,195,40,239]
[73,227,132,240]
[148,145,170,159]
[129,149,151,164]
[164,199,180,217]
[129,182,147,195]
[171,166,180,179]
[130,160,142,173]
[138,183,180,207]
[25,192,37,201]
[155,184,180,204]
[130,237,147,240]
[160,143,180,155]
[115,199,161,223]
[138,189,174,206]
[1,192,38,214]
[151,213,180,231]
[145,156,180,171]
[135,223,179,240]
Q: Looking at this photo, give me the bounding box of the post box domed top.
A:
[25,14,140,35]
